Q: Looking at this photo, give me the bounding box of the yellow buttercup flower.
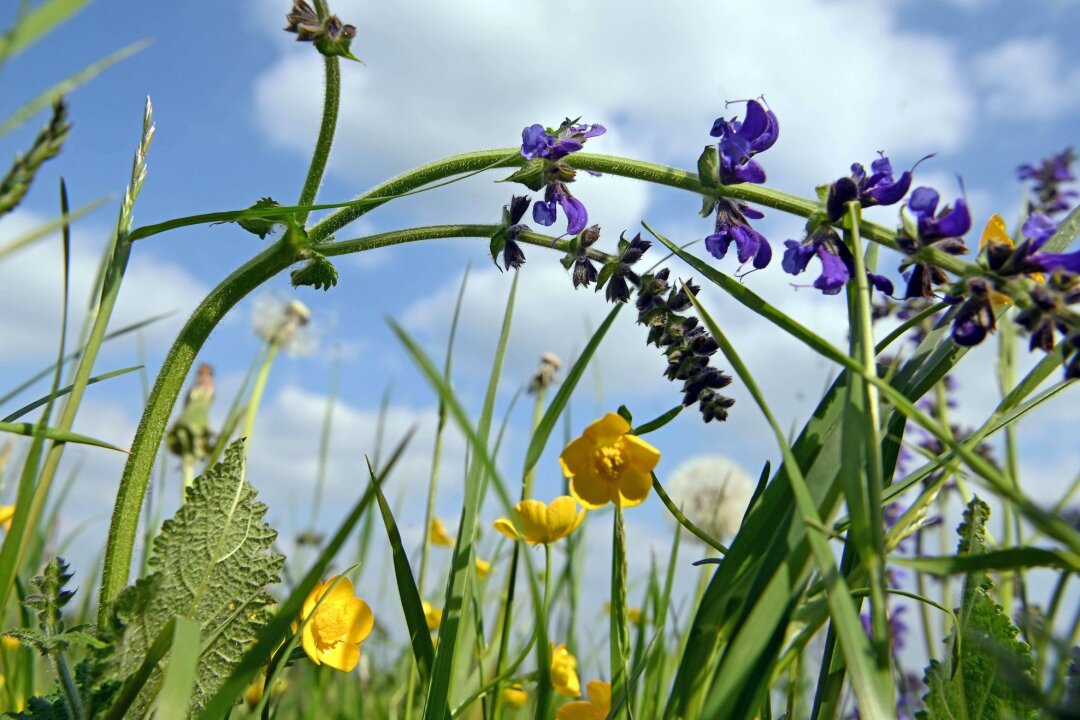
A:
[502,684,528,709]
[294,575,373,672]
[556,680,611,720]
[475,558,492,578]
[429,517,455,547]
[559,413,660,509]
[0,504,15,532]
[2,636,20,651]
[422,601,443,631]
[550,644,581,697]
[493,496,584,545]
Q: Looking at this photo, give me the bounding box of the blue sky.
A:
[2,0,1079,675]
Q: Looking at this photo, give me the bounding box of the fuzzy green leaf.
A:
[234,197,284,239]
[919,498,1037,720]
[106,440,284,717]
[290,252,339,291]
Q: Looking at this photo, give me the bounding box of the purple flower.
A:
[782,227,895,296]
[896,187,971,299]
[1017,212,1080,275]
[827,152,921,221]
[709,99,779,185]
[1017,147,1077,216]
[948,278,998,347]
[519,118,605,236]
[704,198,772,270]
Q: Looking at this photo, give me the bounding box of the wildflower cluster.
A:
[699,99,778,271]
[284,0,360,61]
[636,270,735,421]
[1018,147,1077,217]
[516,118,605,235]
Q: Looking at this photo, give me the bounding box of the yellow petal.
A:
[300,620,320,666]
[621,434,661,474]
[516,499,551,544]
[502,684,528,709]
[586,680,612,713]
[546,496,584,541]
[0,504,15,531]
[430,518,455,547]
[318,641,360,672]
[559,435,596,480]
[980,213,1012,249]
[582,412,631,444]
[344,597,374,644]
[556,700,604,720]
[550,644,581,697]
[570,470,614,510]
[616,467,652,508]
[492,517,522,542]
[324,574,355,604]
[475,558,492,578]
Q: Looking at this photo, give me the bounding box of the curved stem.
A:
[296,53,340,225]
[97,241,297,623]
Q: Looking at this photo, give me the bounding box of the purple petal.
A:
[753,236,773,269]
[923,199,971,239]
[704,231,732,259]
[532,199,557,226]
[870,154,893,177]
[742,205,765,220]
[750,108,779,154]
[1022,213,1057,245]
[723,158,766,185]
[867,272,894,295]
[952,315,987,346]
[521,125,551,160]
[738,100,769,143]
[782,240,813,275]
[577,123,606,139]
[866,171,912,206]
[1031,250,1080,274]
[908,187,939,218]
[813,246,850,294]
[709,117,733,139]
[731,226,760,264]
[550,138,584,157]
[559,194,588,235]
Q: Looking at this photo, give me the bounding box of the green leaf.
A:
[153,617,201,720]
[233,197,284,239]
[919,498,1038,720]
[697,145,719,189]
[499,160,546,191]
[0,0,89,62]
[107,440,284,717]
[0,421,128,453]
[290,252,339,291]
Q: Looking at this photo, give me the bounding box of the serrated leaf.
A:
[107,440,284,717]
[290,252,338,291]
[919,498,1038,720]
[234,197,283,239]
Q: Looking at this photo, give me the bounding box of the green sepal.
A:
[559,252,575,271]
[489,227,507,267]
[596,258,618,290]
[697,145,719,189]
[616,405,633,425]
[235,197,284,239]
[815,183,831,203]
[291,252,339,291]
[900,205,919,242]
[699,194,717,218]
[314,34,362,62]
[500,159,546,192]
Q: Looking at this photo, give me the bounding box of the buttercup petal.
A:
[492,517,523,541]
[616,467,652,508]
[344,597,374,644]
[318,641,360,672]
[546,496,584,541]
[301,622,320,665]
[582,412,630,444]
[621,434,661,474]
[559,435,596,479]
[570,471,613,510]
[586,680,612,713]
[516,499,550,544]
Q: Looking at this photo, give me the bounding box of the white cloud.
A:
[0,210,208,363]
[972,37,1080,120]
[251,0,975,228]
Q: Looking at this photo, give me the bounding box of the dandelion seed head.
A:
[665,454,753,539]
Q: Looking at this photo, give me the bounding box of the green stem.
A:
[97,241,297,624]
[296,52,340,225]
[242,340,281,447]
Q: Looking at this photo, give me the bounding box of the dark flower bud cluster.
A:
[284,0,360,61]
[559,224,603,288]
[698,99,778,271]
[490,195,531,271]
[635,269,734,422]
[896,187,971,300]
[1017,147,1077,217]
[596,231,651,303]
[511,118,605,235]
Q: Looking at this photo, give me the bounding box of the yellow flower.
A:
[475,558,492,578]
[502,684,528,709]
[493,496,584,545]
[294,575,373,672]
[429,517,455,547]
[603,602,644,627]
[980,214,1044,301]
[559,413,660,509]
[550,644,581,697]
[0,504,15,532]
[2,636,19,651]
[422,601,443,631]
[556,680,611,720]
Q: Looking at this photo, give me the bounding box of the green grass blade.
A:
[0,40,151,138]
[369,455,437,684]
[198,430,414,719]
[0,421,128,452]
[896,547,1079,574]
[1,365,142,422]
[104,618,178,720]
[414,273,518,720]
[153,616,201,720]
[610,506,632,720]
[0,0,88,63]
[521,304,621,477]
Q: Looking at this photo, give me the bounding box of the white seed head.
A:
[665,454,754,540]
[252,295,315,355]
